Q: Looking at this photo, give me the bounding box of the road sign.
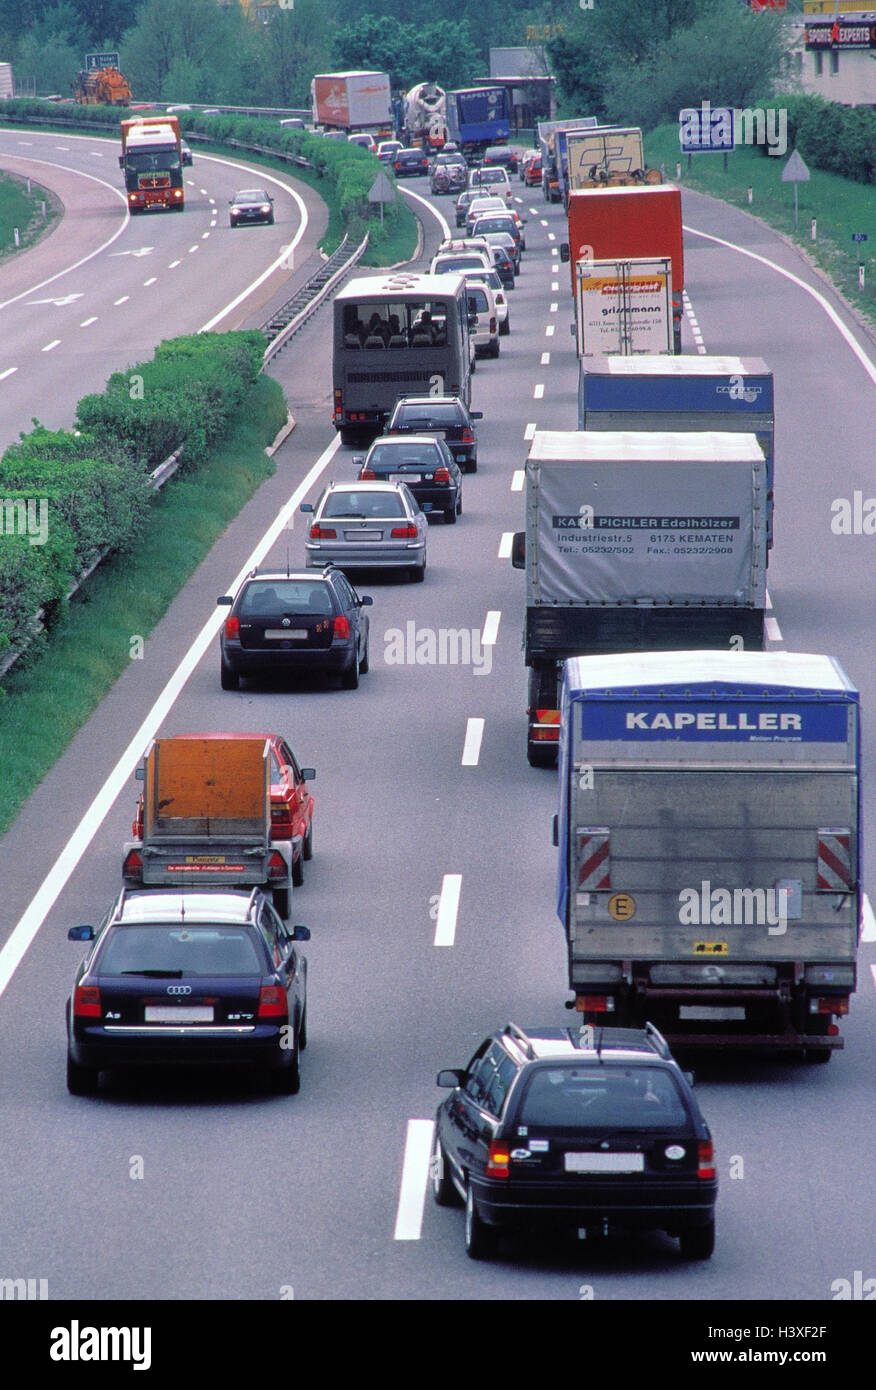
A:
[367,172,395,204]
[679,105,735,154]
[85,52,120,71]
[781,149,810,182]
[852,232,868,242]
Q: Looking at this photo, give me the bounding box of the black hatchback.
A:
[432,1022,718,1260]
[387,395,483,473]
[217,568,372,691]
[356,435,462,524]
[393,148,429,178]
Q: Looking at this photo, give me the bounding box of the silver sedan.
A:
[301,481,429,582]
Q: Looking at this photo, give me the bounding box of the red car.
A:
[132,733,315,886]
[523,155,542,188]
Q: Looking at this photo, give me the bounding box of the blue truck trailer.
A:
[446,86,510,157]
[578,355,775,546]
[557,650,861,1057]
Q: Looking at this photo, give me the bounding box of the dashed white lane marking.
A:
[524,422,536,440]
[169,259,181,268]
[0,366,17,380]
[434,874,462,948]
[548,232,556,241]
[511,470,525,491]
[114,295,129,306]
[481,610,501,646]
[393,1119,434,1240]
[529,207,539,216]
[682,289,706,355]
[188,245,199,254]
[551,281,559,291]
[765,615,783,643]
[545,324,555,337]
[540,218,548,227]
[201,231,210,239]
[461,718,485,766]
[541,352,550,365]
[143,277,157,286]
[549,302,558,313]
[79,316,97,327]
[498,532,513,558]
[534,383,544,399]
[861,895,876,943]
[41,340,60,352]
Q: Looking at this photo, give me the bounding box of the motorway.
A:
[0,129,875,1301]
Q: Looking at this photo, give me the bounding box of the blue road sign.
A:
[679,104,735,154]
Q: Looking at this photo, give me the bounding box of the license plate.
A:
[390,473,420,483]
[345,530,381,540]
[144,1006,214,1023]
[565,1152,644,1174]
[166,863,244,873]
[265,629,307,640]
[679,1005,746,1021]
[456,454,467,462]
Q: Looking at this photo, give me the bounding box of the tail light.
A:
[461,428,474,444]
[333,388,342,422]
[224,614,240,640]
[531,710,561,742]
[132,804,144,838]
[390,524,418,538]
[489,317,497,334]
[697,1141,716,1181]
[810,997,849,1016]
[267,851,287,881]
[74,985,101,1019]
[332,614,350,639]
[257,986,287,1020]
[270,805,294,839]
[434,467,451,483]
[359,467,375,479]
[309,524,337,539]
[486,1140,510,1179]
[575,995,615,1013]
[122,848,143,883]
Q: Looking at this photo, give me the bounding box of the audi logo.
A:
[166,985,192,995]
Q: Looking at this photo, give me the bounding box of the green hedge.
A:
[756,94,876,185]
[0,330,268,668]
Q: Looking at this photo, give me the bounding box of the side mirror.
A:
[300,502,314,513]
[291,925,311,942]
[217,595,233,606]
[68,926,95,942]
[359,595,373,606]
[511,531,526,569]
[135,767,145,783]
[299,768,315,781]
[352,455,364,466]
[436,1068,465,1088]
[684,1071,696,1087]
[560,243,570,263]
[118,155,124,168]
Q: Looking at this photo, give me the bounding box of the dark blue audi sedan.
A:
[66,888,310,1097]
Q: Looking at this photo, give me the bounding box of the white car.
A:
[466,166,512,203]
[430,249,493,277]
[463,279,500,359]
[461,267,510,336]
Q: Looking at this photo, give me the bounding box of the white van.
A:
[466,166,512,203]
[462,279,500,359]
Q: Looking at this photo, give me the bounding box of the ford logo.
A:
[167,985,192,995]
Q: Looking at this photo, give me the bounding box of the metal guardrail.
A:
[261,233,369,364]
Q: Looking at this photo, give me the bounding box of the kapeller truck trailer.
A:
[556,650,861,1059]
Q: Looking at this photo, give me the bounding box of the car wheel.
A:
[220,659,240,691]
[359,636,369,674]
[679,1218,715,1260]
[272,1028,301,1094]
[431,1133,461,1207]
[467,459,477,474]
[499,316,510,336]
[490,339,500,358]
[339,427,360,446]
[444,501,457,524]
[299,1005,308,1050]
[341,655,360,689]
[464,1183,498,1259]
[67,1053,99,1096]
[272,885,290,919]
[267,213,275,225]
[292,851,304,888]
[456,491,462,517]
[409,562,426,583]
[302,824,313,861]
[805,1047,832,1063]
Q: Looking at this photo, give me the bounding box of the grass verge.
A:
[646,122,876,331]
[0,169,62,262]
[0,375,286,834]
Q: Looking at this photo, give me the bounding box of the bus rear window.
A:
[341,300,449,348]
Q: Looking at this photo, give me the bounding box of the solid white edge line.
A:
[393,1119,434,1239]
[434,873,462,948]
[0,434,342,999]
[0,150,130,310]
[400,184,451,241]
[685,221,876,389]
[870,963,876,992]
[481,610,500,646]
[861,895,876,943]
[498,531,513,558]
[461,717,485,766]
[511,469,525,491]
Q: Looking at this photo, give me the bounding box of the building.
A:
[783,4,876,104]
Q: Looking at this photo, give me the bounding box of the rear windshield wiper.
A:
[120,969,184,977]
